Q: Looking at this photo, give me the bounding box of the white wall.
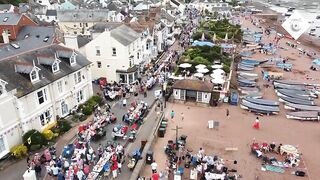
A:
[83,31,130,81]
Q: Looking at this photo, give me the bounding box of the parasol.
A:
[195,64,207,69]
[197,68,209,73]
[211,64,223,69]
[194,72,204,78]
[179,63,192,68]
[212,69,226,76]
[201,32,205,41]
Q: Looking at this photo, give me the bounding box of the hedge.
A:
[22,129,47,149]
[10,144,28,159]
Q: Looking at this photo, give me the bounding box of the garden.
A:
[9,95,104,159]
[175,45,232,75]
[193,19,242,43]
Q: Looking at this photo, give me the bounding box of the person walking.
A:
[170,110,175,119]
[226,109,230,119]
[181,113,184,121]
[151,160,158,173]
[253,117,260,129]
[122,98,127,107]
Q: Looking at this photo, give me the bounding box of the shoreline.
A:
[250,1,320,54]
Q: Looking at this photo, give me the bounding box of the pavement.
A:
[0,40,181,180]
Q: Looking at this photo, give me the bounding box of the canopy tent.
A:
[179,63,192,68]
[211,64,223,69]
[192,40,215,47]
[193,72,204,78]
[195,64,207,69]
[197,68,209,73]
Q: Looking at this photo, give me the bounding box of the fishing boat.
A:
[238,79,256,85]
[238,64,254,71]
[274,84,307,91]
[241,59,268,66]
[243,97,279,106]
[278,96,315,106]
[276,89,312,97]
[276,63,292,70]
[286,111,320,121]
[240,101,279,115]
[276,91,313,101]
[273,80,305,86]
[238,75,258,81]
[239,87,260,94]
[240,93,263,99]
[237,71,258,77]
[284,103,320,112]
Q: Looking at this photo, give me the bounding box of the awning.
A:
[116,65,138,73]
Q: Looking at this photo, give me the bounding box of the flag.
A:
[27,137,31,144]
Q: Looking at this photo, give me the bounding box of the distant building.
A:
[58,0,78,10]
[57,9,113,35]
[0,4,16,13]
[0,13,37,42]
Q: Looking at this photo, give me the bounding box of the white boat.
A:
[286,111,320,121]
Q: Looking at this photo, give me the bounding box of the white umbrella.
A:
[201,32,205,41]
[210,73,224,78]
[211,64,223,69]
[194,72,204,78]
[179,63,192,68]
[197,68,209,73]
[212,68,226,76]
[195,64,206,69]
[211,77,225,84]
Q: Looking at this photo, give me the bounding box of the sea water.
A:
[254,0,320,38]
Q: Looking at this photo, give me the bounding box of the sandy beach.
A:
[139,9,320,180]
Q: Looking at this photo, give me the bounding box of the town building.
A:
[172,79,213,104]
[0,13,37,42]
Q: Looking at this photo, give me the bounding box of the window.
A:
[74,71,82,84]
[39,109,52,126]
[30,70,39,82]
[0,137,6,154]
[80,23,82,27]
[73,24,76,27]
[0,85,3,96]
[97,61,102,68]
[52,62,59,73]
[112,48,117,56]
[74,31,77,35]
[146,43,149,50]
[37,89,47,104]
[57,81,63,94]
[77,90,84,103]
[61,101,68,116]
[137,52,140,59]
[70,54,76,65]
[96,49,101,56]
[85,23,88,27]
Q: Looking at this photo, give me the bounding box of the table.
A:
[280,145,298,155]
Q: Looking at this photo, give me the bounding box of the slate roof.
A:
[0,26,56,61]
[77,35,91,48]
[106,1,122,11]
[160,9,175,23]
[172,79,214,92]
[171,0,180,6]
[46,10,57,16]
[0,4,13,11]
[57,9,110,22]
[91,22,123,33]
[0,45,91,98]
[0,13,22,25]
[110,24,140,46]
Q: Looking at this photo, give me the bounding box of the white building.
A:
[79,23,142,84]
[36,9,57,23]
[0,44,93,159]
[33,0,59,10]
[190,0,231,13]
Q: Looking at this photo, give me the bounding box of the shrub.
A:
[10,144,28,159]
[57,119,72,133]
[22,129,47,149]
[90,96,103,105]
[42,129,54,141]
[30,144,41,151]
[82,105,94,115]
[223,64,230,73]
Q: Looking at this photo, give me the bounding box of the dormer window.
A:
[30,70,39,82]
[0,79,8,97]
[52,61,60,73]
[56,49,77,66]
[70,51,77,66]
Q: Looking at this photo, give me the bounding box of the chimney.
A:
[2,30,10,44]
[63,34,79,50]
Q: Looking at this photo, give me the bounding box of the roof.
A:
[0,13,22,25]
[0,26,56,61]
[0,4,13,11]
[172,79,214,92]
[116,65,138,73]
[46,10,57,16]
[160,9,175,23]
[171,0,180,6]
[57,9,110,22]
[110,24,140,46]
[77,35,91,48]
[0,44,91,98]
[91,22,123,33]
[106,1,122,11]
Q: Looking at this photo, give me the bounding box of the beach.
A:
[139,9,320,180]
